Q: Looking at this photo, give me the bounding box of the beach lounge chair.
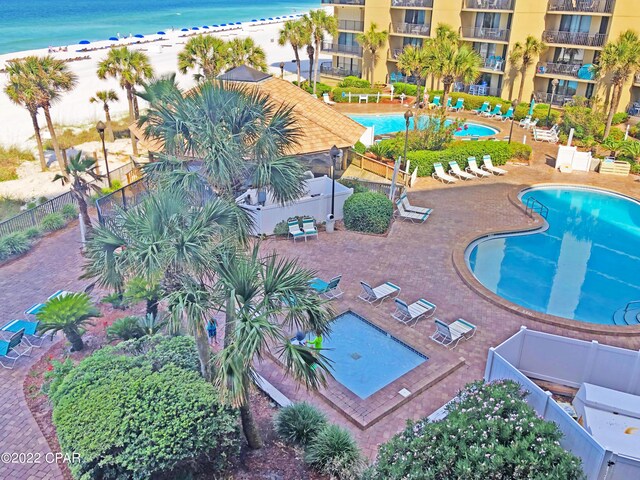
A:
[526,118,539,131]
[432,163,457,184]
[518,116,532,128]
[396,202,431,223]
[533,128,559,143]
[430,318,476,349]
[322,93,335,106]
[473,101,490,115]
[445,97,452,110]
[398,193,431,214]
[466,157,491,178]
[500,107,514,122]
[429,96,441,109]
[309,275,343,299]
[0,329,32,369]
[24,303,45,315]
[392,298,436,325]
[1,319,44,347]
[288,220,305,242]
[482,104,502,117]
[48,290,71,300]
[358,281,400,305]
[481,155,507,175]
[450,98,464,112]
[302,217,318,240]
[449,161,476,181]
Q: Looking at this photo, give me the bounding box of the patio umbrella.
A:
[202,25,209,29]
[79,40,90,44]
[578,64,594,81]
[157,31,166,35]
[528,98,536,116]
[108,37,119,41]
[134,34,144,38]
[191,27,199,30]
[181,28,189,31]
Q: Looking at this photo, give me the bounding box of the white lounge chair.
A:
[358,281,400,305]
[526,118,539,131]
[288,220,305,242]
[481,155,507,175]
[533,128,559,143]
[396,202,431,223]
[302,217,318,240]
[449,161,476,181]
[392,298,436,325]
[430,318,476,349]
[322,93,335,105]
[398,193,431,214]
[518,116,532,128]
[466,157,491,178]
[432,163,457,184]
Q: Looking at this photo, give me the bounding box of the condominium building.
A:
[320,0,640,111]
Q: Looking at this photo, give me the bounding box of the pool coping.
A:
[452,182,640,337]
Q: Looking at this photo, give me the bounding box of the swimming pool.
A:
[466,186,640,325]
[348,113,499,137]
[319,311,427,398]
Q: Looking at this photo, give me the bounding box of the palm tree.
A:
[53,151,104,233]
[510,36,547,102]
[214,246,334,449]
[178,35,229,81]
[227,37,268,72]
[37,293,100,352]
[89,90,119,142]
[598,30,640,138]
[278,19,310,85]
[97,47,154,155]
[305,10,338,93]
[396,45,427,109]
[356,22,389,84]
[4,58,47,171]
[437,43,482,105]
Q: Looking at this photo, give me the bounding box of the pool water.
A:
[348,113,499,137]
[467,186,640,325]
[318,311,427,398]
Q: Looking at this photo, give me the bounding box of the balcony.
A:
[542,30,606,47]
[391,0,433,7]
[390,23,431,37]
[389,48,403,60]
[320,63,362,78]
[464,0,514,10]
[536,62,596,80]
[461,27,510,42]
[533,91,586,107]
[547,0,614,14]
[321,42,363,56]
[480,56,505,72]
[321,0,365,5]
[338,20,364,31]
[454,83,501,97]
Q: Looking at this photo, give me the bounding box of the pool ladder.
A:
[524,197,549,219]
[612,301,640,326]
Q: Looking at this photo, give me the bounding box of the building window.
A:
[553,47,584,64]
[559,15,591,33]
[402,37,423,48]
[475,12,500,29]
[404,9,426,24]
[338,32,357,46]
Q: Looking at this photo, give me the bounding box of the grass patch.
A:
[0,146,35,182]
[45,117,133,149]
[0,196,24,221]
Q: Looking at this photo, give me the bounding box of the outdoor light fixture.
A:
[547,78,560,128]
[329,144,341,219]
[279,61,285,78]
[96,120,111,188]
[508,99,519,144]
[403,110,413,168]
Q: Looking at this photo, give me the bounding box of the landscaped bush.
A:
[273,220,289,236]
[61,203,78,220]
[100,179,123,195]
[561,100,605,140]
[338,179,369,194]
[305,424,363,479]
[405,141,532,176]
[24,226,41,239]
[144,335,201,373]
[353,141,366,155]
[514,103,560,124]
[50,345,239,479]
[391,82,419,96]
[293,81,332,97]
[106,315,146,341]
[368,380,584,480]
[274,402,328,446]
[42,358,75,397]
[332,87,383,103]
[443,92,510,112]
[40,212,66,231]
[0,231,30,258]
[612,112,629,125]
[343,192,394,234]
[338,76,371,88]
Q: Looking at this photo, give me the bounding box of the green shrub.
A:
[305,424,363,479]
[391,82,418,96]
[561,100,605,140]
[41,212,66,231]
[274,402,328,446]
[38,196,48,204]
[338,76,371,88]
[60,203,78,220]
[0,242,10,261]
[26,201,37,210]
[24,226,41,239]
[338,179,369,194]
[353,141,366,155]
[0,231,30,257]
[612,112,629,125]
[332,87,382,103]
[101,292,128,310]
[369,380,584,480]
[293,81,332,97]
[273,220,289,236]
[145,335,201,373]
[406,141,532,176]
[106,316,146,341]
[51,348,239,479]
[442,91,510,112]
[100,179,123,195]
[343,192,394,234]
[42,358,75,397]
[514,103,560,124]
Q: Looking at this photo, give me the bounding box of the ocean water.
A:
[0,0,320,54]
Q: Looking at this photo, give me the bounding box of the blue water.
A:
[319,311,426,399]
[0,0,319,54]
[467,187,640,325]
[348,114,499,137]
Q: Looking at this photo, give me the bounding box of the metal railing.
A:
[464,0,514,9]
[533,91,583,106]
[480,56,505,71]
[542,30,606,47]
[390,23,431,36]
[320,63,362,78]
[96,178,150,226]
[340,177,405,198]
[321,0,365,5]
[537,62,582,77]
[391,0,433,6]
[461,27,510,42]
[548,0,614,14]
[454,83,502,97]
[525,197,549,219]
[320,42,363,56]
[338,20,364,31]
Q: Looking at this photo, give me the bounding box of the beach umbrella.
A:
[235,22,242,25]
[212,24,219,27]
[79,40,90,44]
[181,28,189,31]
[202,25,209,29]
[134,34,144,38]
[221,23,227,27]
[528,98,536,116]
[192,27,199,30]
[157,31,166,35]
[109,36,119,41]
[260,18,266,21]
[276,17,281,19]
[268,17,274,20]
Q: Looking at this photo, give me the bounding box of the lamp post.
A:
[329,145,341,219]
[279,61,285,78]
[96,121,111,188]
[546,78,559,128]
[508,99,519,144]
[403,110,413,165]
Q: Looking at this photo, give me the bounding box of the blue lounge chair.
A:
[451,98,464,112]
[429,96,441,109]
[430,318,476,349]
[288,220,305,242]
[392,298,436,325]
[309,275,343,299]
[482,104,502,117]
[390,72,397,83]
[500,107,514,122]
[474,101,490,115]
[0,329,32,369]
[1,319,44,347]
[358,281,400,305]
[445,97,452,109]
[24,303,45,315]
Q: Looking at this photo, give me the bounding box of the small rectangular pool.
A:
[320,311,427,399]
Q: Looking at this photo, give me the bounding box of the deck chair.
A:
[473,101,490,115]
[322,93,335,105]
[358,281,400,305]
[1,319,44,347]
[449,161,476,181]
[432,163,457,184]
[526,118,539,131]
[48,290,71,300]
[302,217,318,240]
[430,318,476,349]
[518,116,531,128]
[288,220,305,242]
[451,98,464,112]
[309,275,343,299]
[500,107,514,122]
[396,202,431,223]
[482,155,507,175]
[392,298,436,325]
[0,329,32,369]
[429,96,441,109]
[482,104,502,117]
[445,97,452,110]
[466,157,491,178]
[398,193,431,214]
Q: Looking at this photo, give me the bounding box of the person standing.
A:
[206,318,218,346]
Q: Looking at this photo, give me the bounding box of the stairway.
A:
[612,302,640,325]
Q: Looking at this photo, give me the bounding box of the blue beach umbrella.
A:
[260,18,266,21]
[181,28,189,31]
[79,40,90,44]
[108,36,119,41]
[251,19,257,22]
[276,17,281,19]
[529,98,536,116]
[134,34,144,38]
[235,22,242,25]
[268,17,274,20]
[212,24,219,27]
[157,31,166,35]
[192,27,199,30]
[202,25,209,29]
[221,23,227,27]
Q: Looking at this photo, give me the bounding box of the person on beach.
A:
[206,318,218,345]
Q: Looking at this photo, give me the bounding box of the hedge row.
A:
[332,87,384,103]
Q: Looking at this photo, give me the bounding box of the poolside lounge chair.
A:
[518,116,532,128]
[302,217,318,240]
[432,163,457,184]
[450,98,464,112]
[526,118,539,131]
[473,101,490,115]
[481,155,507,175]
[396,202,431,223]
[288,220,305,242]
[430,318,476,349]
[48,290,71,300]
[322,93,335,106]
[482,104,502,118]
[449,161,476,181]
[309,275,343,299]
[358,281,400,305]
[466,157,491,178]
[0,329,32,369]
[392,298,436,325]
[533,128,559,143]
[398,193,431,214]
[429,96,441,109]
[500,107,514,122]
[1,319,44,347]
[445,97,452,110]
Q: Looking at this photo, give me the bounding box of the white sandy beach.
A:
[0,12,329,199]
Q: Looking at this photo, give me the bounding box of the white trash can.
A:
[325,214,335,233]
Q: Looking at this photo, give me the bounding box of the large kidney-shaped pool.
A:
[348,113,499,137]
[466,186,640,325]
